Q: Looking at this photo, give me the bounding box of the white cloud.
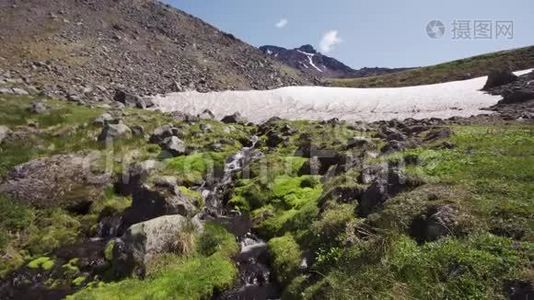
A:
[319,30,342,53]
[275,18,288,29]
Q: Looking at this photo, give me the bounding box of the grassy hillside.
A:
[329,46,534,88]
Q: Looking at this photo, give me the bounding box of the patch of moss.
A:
[104,240,115,261]
[72,275,87,286]
[178,186,204,208]
[164,152,227,185]
[268,233,302,284]
[27,256,55,271]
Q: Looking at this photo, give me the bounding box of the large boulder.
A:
[121,177,197,230]
[483,69,518,90]
[98,123,132,142]
[0,154,111,212]
[112,215,200,276]
[501,88,534,104]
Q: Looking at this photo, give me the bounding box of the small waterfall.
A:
[202,136,281,300]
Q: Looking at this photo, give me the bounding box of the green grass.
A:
[164,152,227,185]
[70,223,238,300]
[329,45,534,87]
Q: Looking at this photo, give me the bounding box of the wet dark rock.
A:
[266,132,287,148]
[160,136,187,156]
[121,178,197,230]
[98,123,132,142]
[0,154,110,210]
[298,150,357,176]
[483,69,518,90]
[505,280,534,300]
[409,205,459,243]
[221,112,247,124]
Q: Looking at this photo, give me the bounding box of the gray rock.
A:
[161,136,186,156]
[11,88,29,96]
[0,125,11,144]
[113,215,201,275]
[114,90,152,109]
[93,113,114,126]
[346,136,372,149]
[98,123,132,142]
[131,125,145,136]
[0,88,14,95]
[29,101,47,114]
[149,124,178,144]
[0,154,110,211]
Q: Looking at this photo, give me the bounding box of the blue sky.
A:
[164,0,534,69]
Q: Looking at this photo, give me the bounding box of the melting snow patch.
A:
[151,69,533,123]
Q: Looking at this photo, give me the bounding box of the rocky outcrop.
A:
[0,0,310,103]
[0,154,110,212]
[113,90,153,109]
[483,69,518,90]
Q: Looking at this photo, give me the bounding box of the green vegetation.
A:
[27,256,55,270]
[329,45,534,87]
[164,152,227,185]
[69,223,238,300]
[268,234,302,284]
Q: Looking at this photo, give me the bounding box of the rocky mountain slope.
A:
[0,0,311,103]
[260,44,410,79]
[330,45,534,87]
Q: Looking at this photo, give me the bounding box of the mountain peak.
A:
[297,44,317,54]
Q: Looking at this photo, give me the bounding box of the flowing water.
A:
[202,137,282,300]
